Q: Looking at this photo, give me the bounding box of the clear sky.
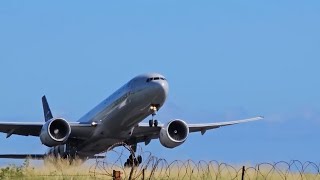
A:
[0,1,320,165]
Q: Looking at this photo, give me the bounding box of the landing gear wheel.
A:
[124,151,142,167]
[149,120,154,127]
[124,157,132,167]
[154,120,158,127]
[134,159,139,166]
[124,156,141,167]
[137,155,142,164]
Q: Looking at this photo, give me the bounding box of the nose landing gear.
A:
[149,105,159,127]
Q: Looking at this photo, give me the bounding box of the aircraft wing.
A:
[0,122,94,139]
[130,116,263,144]
[0,122,43,137]
[0,154,105,159]
[0,154,45,159]
[188,116,263,134]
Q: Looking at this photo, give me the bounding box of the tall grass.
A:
[0,158,319,180]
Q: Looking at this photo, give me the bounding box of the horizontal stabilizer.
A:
[0,154,45,159]
[0,154,105,159]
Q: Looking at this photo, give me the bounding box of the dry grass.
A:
[0,158,319,180]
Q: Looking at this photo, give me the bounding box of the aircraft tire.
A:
[149,120,153,127]
[137,155,142,164]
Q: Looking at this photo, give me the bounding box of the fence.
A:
[0,143,319,179]
[88,143,320,180]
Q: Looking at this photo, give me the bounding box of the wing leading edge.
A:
[188,116,263,135]
[0,122,94,139]
[131,116,263,144]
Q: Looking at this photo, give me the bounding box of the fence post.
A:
[241,166,245,180]
[113,170,121,180]
[142,168,145,180]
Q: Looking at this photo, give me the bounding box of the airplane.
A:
[0,73,263,166]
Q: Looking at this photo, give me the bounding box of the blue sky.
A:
[0,1,320,165]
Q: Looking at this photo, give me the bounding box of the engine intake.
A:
[159,119,189,148]
[40,118,71,147]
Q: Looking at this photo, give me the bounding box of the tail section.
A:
[42,95,53,122]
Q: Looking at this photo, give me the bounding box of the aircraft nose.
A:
[149,79,169,101]
[157,80,169,97]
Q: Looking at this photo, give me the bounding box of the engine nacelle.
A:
[159,119,189,148]
[40,118,71,147]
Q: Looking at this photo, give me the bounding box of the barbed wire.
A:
[87,143,320,179]
[1,143,319,179]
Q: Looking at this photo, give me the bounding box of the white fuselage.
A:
[74,73,168,156]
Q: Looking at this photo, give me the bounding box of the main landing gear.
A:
[149,105,158,127]
[124,144,142,167]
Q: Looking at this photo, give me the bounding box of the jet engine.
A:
[159,119,189,148]
[40,118,71,147]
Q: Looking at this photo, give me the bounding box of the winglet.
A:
[42,95,53,122]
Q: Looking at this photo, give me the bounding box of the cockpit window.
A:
[146,77,166,82]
